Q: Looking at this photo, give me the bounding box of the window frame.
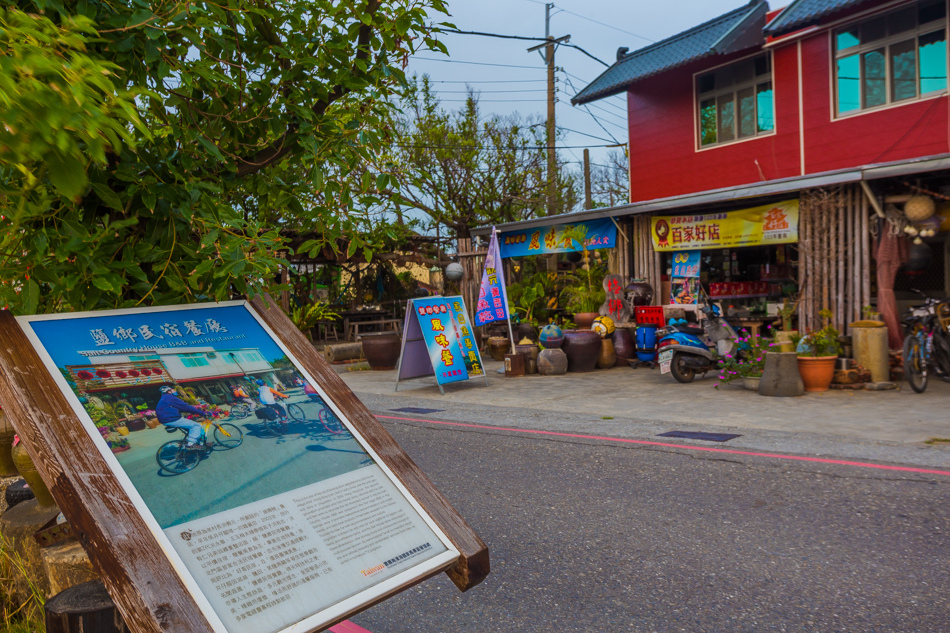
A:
[694,51,776,150]
[178,352,210,368]
[832,0,948,117]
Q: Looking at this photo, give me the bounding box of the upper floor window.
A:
[179,352,210,368]
[835,0,947,115]
[697,53,775,148]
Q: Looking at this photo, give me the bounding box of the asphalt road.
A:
[348,407,950,633]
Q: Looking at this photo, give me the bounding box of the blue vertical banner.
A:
[474,228,511,327]
[671,251,702,278]
[412,297,470,385]
[447,298,483,377]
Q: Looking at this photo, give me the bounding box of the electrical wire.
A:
[556,126,618,144]
[555,7,654,43]
[411,57,542,70]
[429,79,548,84]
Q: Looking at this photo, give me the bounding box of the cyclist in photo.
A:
[231,383,254,406]
[156,386,207,450]
[303,382,320,403]
[256,378,288,421]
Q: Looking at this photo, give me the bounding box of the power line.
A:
[555,7,654,43]
[434,88,548,93]
[443,28,610,69]
[585,103,628,125]
[556,126,618,144]
[429,79,548,84]
[411,57,541,70]
[438,98,547,102]
[393,142,624,150]
[561,75,623,144]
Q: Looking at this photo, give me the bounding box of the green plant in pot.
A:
[791,309,841,392]
[558,225,606,330]
[774,295,803,352]
[507,272,553,336]
[292,301,341,340]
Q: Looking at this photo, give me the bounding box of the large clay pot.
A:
[0,410,16,477]
[487,337,511,362]
[573,312,599,330]
[797,356,837,392]
[539,324,565,349]
[126,417,147,432]
[361,332,401,370]
[597,338,617,369]
[537,348,568,375]
[561,330,601,372]
[625,279,654,307]
[515,344,540,374]
[612,329,636,366]
[517,322,538,342]
[12,440,56,507]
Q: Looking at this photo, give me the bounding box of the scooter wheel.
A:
[669,352,696,384]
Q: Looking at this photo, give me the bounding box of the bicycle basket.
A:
[938,301,950,333]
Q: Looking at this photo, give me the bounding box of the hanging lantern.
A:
[904,195,935,222]
[906,240,933,272]
[445,262,464,282]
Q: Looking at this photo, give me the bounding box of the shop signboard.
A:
[396,296,487,395]
[499,218,617,258]
[0,300,488,633]
[670,251,701,304]
[651,200,799,252]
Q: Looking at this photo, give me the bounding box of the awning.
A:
[472,152,950,237]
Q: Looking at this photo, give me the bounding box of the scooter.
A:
[655,301,740,383]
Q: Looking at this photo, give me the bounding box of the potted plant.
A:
[774,296,803,352]
[714,332,771,390]
[293,301,341,341]
[558,225,606,330]
[791,309,841,392]
[507,272,553,340]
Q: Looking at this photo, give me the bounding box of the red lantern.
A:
[128,370,140,377]
[96,370,111,378]
[77,371,94,380]
[115,371,127,378]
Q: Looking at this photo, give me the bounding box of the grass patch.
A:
[601,416,614,420]
[925,437,950,445]
[1,533,45,633]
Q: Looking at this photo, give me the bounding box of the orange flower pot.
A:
[797,356,837,392]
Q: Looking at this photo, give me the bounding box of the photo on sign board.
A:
[20,303,455,633]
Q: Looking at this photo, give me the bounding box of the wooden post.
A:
[45,580,129,633]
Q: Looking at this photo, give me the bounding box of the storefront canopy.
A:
[498,218,617,259]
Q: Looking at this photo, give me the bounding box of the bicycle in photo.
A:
[901,292,950,393]
[254,402,296,436]
[156,416,244,474]
[224,401,252,419]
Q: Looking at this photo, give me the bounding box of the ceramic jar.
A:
[573,313,599,331]
[361,332,401,370]
[625,279,654,307]
[561,330,601,372]
[487,337,511,362]
[515,344,540,374]
[597,338,617,369]
[612,329,636,366]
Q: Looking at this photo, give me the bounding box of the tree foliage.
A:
[381,77,579,241]
[0,0,448,314]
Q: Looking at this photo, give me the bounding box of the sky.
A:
[404,0,770,175]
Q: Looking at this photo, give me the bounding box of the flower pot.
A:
[126,418,147,432]
[116,425,130,436]
[12,440,56,507]
[0,410,17,477]
[487,337,511,362]
[561,330,601,372]
[573,313,599,331]
[743,376,761,391]
[361,332,401,370]
[145,417,161,429]
[797,356,837,392]
[597,338,617,369]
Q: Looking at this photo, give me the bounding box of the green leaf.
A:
[46,151,88,199]
[21,280,40,315]
[91,183,123,211]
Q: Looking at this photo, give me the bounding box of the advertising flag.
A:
[474,229,511,327]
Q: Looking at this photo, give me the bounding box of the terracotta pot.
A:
[797,356,837,392]
[0,410,17,477]
[488,337,511,362]
[561,330,601,372]
[537,348,568,375]
[361,332,401,370]
[612,329,636,366]
[12,440,56,507]
[145,417,161,429]
[597,338,617,369]
[625,279,654,307]
[573,312,599,330]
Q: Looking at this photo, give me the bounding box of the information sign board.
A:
[0,299,488,633]
[395,296,487,394]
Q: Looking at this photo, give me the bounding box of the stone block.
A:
[865,381,898,391]
[758,352,804,397]
[42,539,100,596]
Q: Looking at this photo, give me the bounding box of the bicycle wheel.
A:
[156,440,200,474]
[264,416,287,436]
[229,404,251,419]
[319,408,345,435]
[287,403,305,420]
[903,334,928,393]
[213,423,244,450]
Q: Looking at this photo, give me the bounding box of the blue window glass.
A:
[756,82,774,132]
[890,39,918,101]
[837,54,861,113]
[919,29,948,93]
[862,49,887,108]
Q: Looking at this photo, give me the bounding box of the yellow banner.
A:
[651,199,799,251]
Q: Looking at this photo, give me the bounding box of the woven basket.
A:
[904,195,935,222]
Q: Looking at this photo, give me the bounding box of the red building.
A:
[481,0,950,342]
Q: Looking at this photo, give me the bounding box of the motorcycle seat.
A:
[672,325,705,336]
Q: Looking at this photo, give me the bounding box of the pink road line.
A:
[376,415,950,477]
[328,621,374,633]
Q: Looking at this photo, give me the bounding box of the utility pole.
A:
[583,148,592,210]
[528,4,569,218]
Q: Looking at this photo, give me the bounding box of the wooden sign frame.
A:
[0,296,488,633]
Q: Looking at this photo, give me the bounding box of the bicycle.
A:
[901,292,950,393]
[255,403,292,436]
[156,416,244,474]
[224,402,252,419]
